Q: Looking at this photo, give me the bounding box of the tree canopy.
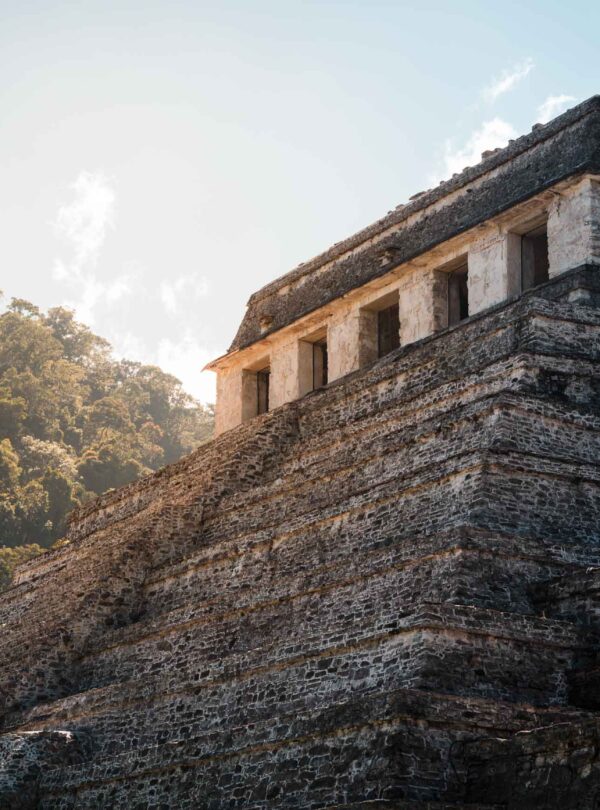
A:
[0,296,213,586]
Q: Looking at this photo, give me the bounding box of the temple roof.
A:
[225,95,600,356]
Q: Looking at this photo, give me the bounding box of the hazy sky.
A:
[1,1,598,401]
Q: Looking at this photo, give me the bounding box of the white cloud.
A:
[57,268,135,326]
[112,330,218,403]
[160,282,178,315]
[106,274,134,303]
[110,330,147,363]
[52,171,135,324]
[155,334,216,402]
[52,258,71,282]
[54,171,115,272]
[52,176,214,400]
[159,274,209,316]
[483,58,534,103]
[536,94,576,124]
[433,117,518,183]
[69,275,104,326]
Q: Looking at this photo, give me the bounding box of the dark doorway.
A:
[521,225,549,291]
[448,265,469,326]
[313,340,328,389]
[257,368,270,414]
[377,304,400,358]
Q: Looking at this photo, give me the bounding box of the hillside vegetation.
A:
[0,297,214,587]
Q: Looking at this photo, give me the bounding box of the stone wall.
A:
[2,266,600,807]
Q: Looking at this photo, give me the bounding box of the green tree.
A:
[0,439,21,489]
[0,544,45,590]
[42,469,80,539]
[0,298,214,586]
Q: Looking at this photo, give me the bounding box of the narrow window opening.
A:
[256,367,270,415]
[312,339,328,390]
[448,264,469,326]
[377,304,400,358]
[521,224,549,291]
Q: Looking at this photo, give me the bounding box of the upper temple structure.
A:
[5,96,600,808]
[208,95,600,435]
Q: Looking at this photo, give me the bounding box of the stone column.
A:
[468,230,521,315]
[270,339,314,409]
[215,369,248,435]
[328,309,378,382]
[548,177,600,277]
[398,267,447,345]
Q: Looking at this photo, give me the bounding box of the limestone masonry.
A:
[3,97,600,808]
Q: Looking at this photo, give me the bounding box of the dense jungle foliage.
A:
[0,296,214,588]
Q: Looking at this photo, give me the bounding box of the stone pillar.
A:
[328,309,378,382]
[270,339,314,409]
[398,267,447,345]
[298,340,314,397]
[548,178,600,277]
[468,230,521,315]
[358,309,379,368]
[215,370,242,435]
[215,369,260,435]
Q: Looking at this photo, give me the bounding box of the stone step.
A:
[57,605,595,733]
[98,558,583,658]
[219,390,600,525]
[76,598,595,708]
[141,527,579,627]
[218,391,500,518]
[143,491,600,625]
[196,438,600,562]
[138,540,561,638]
[181,452,600,610]
[462,716,600,809]
[139,389,600,626]
[4,673,587,763]
[532,566,600,627]
[33,688,580,808]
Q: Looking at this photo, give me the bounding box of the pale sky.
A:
[1,0,598,402]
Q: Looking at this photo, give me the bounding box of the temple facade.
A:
[209,99,600,435]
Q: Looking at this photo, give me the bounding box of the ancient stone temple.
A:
[3,97,600,809]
